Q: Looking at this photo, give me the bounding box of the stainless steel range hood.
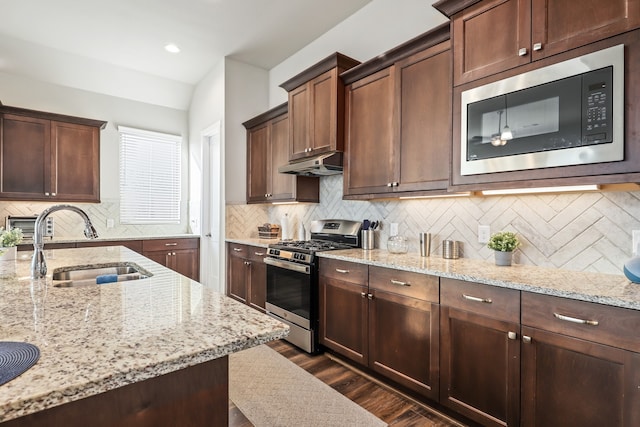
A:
[278,151,343,176]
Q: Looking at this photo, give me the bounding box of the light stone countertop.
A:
[225,238,276,249]
[0,246,289,422]
[317,249,640,311]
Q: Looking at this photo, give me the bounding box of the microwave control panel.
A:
[582,66,613,145]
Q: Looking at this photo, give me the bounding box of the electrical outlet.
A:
[478,225,491,244]
[633,230,640,256]
[106,219,115,229]
[389,223,399,236]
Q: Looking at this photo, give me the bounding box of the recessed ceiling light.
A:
[164,43,181,54]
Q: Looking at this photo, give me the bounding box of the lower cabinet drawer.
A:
[369,266,438,302]
[522,292,640,352]
[319,258,368,284]
[441,278,520,323]
[143,237,199,252]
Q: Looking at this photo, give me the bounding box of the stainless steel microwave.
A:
[460,44,624,176]
[5,215,54,240]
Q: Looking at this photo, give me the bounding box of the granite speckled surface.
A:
[316,249,640,311]
[225,238,274,249]
[0,246,288,422]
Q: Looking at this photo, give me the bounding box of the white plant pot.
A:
[494,250,513,266]
[0,246,17,261]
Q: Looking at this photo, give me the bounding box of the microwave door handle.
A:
[263,257,311,275]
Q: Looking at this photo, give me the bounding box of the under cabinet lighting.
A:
[481,185,600,196]
[399,192,473,200]
[272,201,299,205]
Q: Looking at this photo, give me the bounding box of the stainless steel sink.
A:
[52,263,152,287]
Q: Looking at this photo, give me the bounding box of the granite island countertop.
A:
[317,249,640,311]
[0,246,289,422]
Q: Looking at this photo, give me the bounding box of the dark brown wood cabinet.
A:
[440,278,521,427]
[342,26,451,199]
[319,259,440,400]
[435,0,640,85]
[368,266,440,400]
[226,243,267,313]
[0,106,105,202]
[319,258,369,365]
[280,53,360,162]
[142,238,199,281]
[243,104,319,204]
[521,292,640,427]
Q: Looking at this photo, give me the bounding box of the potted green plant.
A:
[487,231,520,266]
[0,227,24,261]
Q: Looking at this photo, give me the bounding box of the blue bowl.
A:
[623,257,640,283]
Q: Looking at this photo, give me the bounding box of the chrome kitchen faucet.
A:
[31,205,99,279]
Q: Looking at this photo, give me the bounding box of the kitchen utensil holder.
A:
[362,230,375,250]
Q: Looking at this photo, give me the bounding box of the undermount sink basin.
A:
[52,263,152,287]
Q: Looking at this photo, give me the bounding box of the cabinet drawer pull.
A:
[390,279,410,287]
[254,252,265,256]
[518,47,528,56]
[335,268,350,274]
[462,294,492,304]
[553,312,599,326]
[233,248,243,252]
[165,243,178,246]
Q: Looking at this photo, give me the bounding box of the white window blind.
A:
[118,126,181,224]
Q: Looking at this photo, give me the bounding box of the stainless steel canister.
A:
[443,240,460,259]
[420,232,431,257]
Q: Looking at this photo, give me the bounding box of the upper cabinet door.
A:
[344,67,397,196]
[531,0,640,61]
[452,0,532,86]
[269,114,295,201]
[288,84,311,160]
[52,121,100,201]
[396,42,451,193]
[309,69,338,156]
[1,114,50,198]
[246,123,270,203]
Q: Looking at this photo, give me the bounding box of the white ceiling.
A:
[0,0,372,108]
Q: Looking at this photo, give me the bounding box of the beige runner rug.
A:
[229,345,387,427]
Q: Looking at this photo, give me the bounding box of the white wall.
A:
[0,71,190,237]
[268,0,448,106]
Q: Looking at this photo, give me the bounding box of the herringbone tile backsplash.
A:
[226,175,640,275]
[0,199,187,240]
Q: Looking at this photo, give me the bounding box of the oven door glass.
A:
[266,261,312,322]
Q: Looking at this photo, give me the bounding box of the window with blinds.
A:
[118,126,181,224]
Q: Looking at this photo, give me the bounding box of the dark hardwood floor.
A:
[229,339,466,427]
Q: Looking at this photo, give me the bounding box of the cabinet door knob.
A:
[533,42,542,51]
[44,192,50,196]
[51,192,57,196]
[387,183,393,187]
[367,293,373,300]
[508,331,517,340]
[523,335,532,344]
[361,292,367,298]
[518,47,528,56]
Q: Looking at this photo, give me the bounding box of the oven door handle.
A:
[264,257,311,275]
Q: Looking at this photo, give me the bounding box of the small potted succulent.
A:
[487,231,520,266]
[0,227,24,261]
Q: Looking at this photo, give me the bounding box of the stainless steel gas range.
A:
[264,219,361,353]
